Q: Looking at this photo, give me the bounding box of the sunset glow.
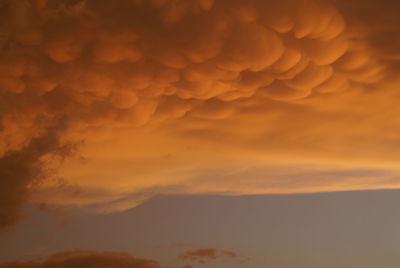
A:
[1,0,400,267]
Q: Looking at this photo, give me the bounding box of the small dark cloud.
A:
[179,248,237,264]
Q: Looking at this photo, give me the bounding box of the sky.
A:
[1,0,400,267]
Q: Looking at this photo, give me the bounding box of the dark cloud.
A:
[0,250,160,268]
[331,0,400,71]
[0,124,74,232]
[179,248,237,264]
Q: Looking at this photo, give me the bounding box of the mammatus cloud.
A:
[331,0,400,68]
[1,0,400,229]
[0,250,160,268]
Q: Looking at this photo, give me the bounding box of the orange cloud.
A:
[0,250,160,268]
[1,0,400,228]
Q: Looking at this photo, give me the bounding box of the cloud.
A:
[1,0,400,228]
[0,124,76,232]
[0,0,391,154]
[0,250,160,268]
[179,248,237,264]
[331,0,400,66]
[0,249,240,268]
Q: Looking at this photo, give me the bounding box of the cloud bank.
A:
[1,0,400,229]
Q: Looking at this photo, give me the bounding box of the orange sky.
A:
[1,0,400,231]
[3,1,400,267]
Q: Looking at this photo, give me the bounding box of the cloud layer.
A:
[1,0,400,229]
